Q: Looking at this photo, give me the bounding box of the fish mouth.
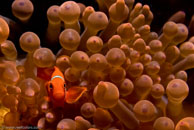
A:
[53,93,65,100]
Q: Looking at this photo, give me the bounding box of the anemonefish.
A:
[39,66,87,108]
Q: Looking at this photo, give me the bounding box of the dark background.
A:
[0,0,194,102]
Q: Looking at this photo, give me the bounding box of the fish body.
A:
[44,66,87,108]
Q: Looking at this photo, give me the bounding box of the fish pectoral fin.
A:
[44,96,51,102]
[65,86,87,104]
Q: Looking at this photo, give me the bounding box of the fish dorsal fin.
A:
[65,86,87,104]
[37,67,55,81]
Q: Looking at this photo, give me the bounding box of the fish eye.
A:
[50,84,53,89]
[64,84,66,88]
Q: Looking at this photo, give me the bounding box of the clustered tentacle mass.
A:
[0,0,194,129]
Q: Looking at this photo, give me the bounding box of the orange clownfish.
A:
[44,66,87,108]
